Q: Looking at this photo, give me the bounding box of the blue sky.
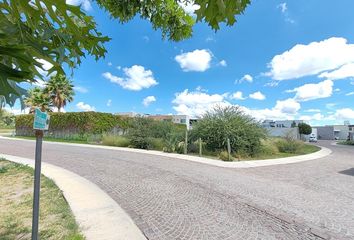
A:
[10,0,354,126]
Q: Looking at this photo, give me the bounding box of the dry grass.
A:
[0,159,84,240]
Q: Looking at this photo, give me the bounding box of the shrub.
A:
[219,151,233,161]
[259,139,279,155]
[102,135,130,147]
[149,138,165,151]
[276,138,302,153]
[191,106,266,157]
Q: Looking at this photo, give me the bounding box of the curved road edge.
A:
[0,153,147,240]
[1,136,332,168]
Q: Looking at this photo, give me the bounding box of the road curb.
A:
[0,137,332,168]
[0,153,147,240]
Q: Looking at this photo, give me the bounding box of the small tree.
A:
[298,123,312,139]
[191,106,266,157]
[24,87,51,113]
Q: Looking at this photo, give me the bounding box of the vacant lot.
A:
[0,159,84,240]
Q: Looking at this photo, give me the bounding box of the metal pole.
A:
[184,130,188,154]
[32,130,43,240]
[199,138,202,157]
[227,138,231,161]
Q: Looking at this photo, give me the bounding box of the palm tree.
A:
[24,87,51,113]
[44,75,75,112]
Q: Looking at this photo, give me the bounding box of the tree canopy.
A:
[1,0,250,107]
[298,123,312,136]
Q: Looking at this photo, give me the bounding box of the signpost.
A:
[31,108,50,240]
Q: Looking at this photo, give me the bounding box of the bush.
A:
[219,151,233,161]
[259,139,279,155]
[276,138,302,153]
[102,135,130,147]
[191,106,266,157]
[149,138,165,151]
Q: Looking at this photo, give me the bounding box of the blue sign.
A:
[33,108,50,130]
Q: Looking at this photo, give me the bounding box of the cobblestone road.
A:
[1,139,353,240]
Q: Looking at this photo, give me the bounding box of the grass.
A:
[337,140,354,146]
[0,159,84,240]
[0,128,14,134]
[13,136,89,144]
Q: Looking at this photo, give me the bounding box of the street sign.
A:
[31,108,49,240]
[33,108,50,130]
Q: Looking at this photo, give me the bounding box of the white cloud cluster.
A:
[286,80,333,102]
[76,102,95,111]
[346,92,354,96]
[249,91,266,100]
[230,91,246,100]
[142,96,156,107]
[73,86,88,93]
[106,99,112,107]
[172,89,301,120]
[219,60,227,67]
[175,49,212,72]
[267,37,354,81]
[172,89,228,117]
[66,0,92,11]
[319,62,354,80]
[237,74,253,83]
[335,108,354,120]
[103,65,158,91]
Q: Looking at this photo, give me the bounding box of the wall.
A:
[266,127,299,139]
[317,126,334,140]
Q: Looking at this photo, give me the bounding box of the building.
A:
[262,120,305,128]
[315,124,351,140]
[262,120,305,139]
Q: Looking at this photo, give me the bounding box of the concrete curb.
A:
[0,153,146,240]
[1,137,332,168]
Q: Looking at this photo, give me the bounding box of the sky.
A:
[7,0,354,126]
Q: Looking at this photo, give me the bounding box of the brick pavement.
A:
[1,139,353,239]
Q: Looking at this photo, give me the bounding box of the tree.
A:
[191,106,266,157]
[44,75,74,112]
[298,123,312,137]
[24,87,51,113]
[0,108,15,127]
[1,0,250,106]
[291,121,297,128]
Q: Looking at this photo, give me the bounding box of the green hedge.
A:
[16,112,129,135]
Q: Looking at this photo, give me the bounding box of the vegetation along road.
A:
[1,138,353,240]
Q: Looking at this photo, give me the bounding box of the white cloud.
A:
[102,65,158,91]
[142,96,156,107]
[73,86,88,93]
[319,63,354,80]
[143,36,149,42]
[299,113,324,121]
[230,91,246,100]
[219,60,227,67]
[237,74,253,84]
[172,89,228,117]
[4,107,30,115]
[205,36,215,42]
[274,98,300,114]
[286,80,333,102]
[66,0,92,11]
[106,99,112,107]
[346,92,354,96]
[178,1,200,15]
[277,3,287,13]
[267,37,354,81]
[305,109,321,113]
[335,108,354,120]
[107,62,112,66]
[175,49,212,72]
[249,91,266,100]
[76,102,95,112]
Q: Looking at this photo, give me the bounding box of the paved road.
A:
[1,139,354,240]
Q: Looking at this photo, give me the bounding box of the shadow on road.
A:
[339,168,354,176]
